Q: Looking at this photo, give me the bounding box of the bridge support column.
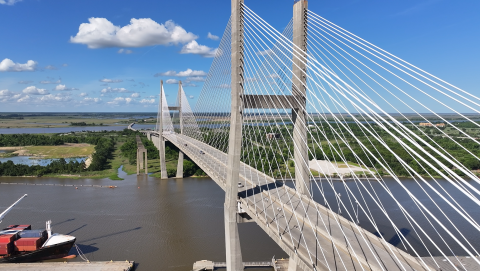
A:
[176,81,184,179]
[292,0,310,197]
[159,80,168,179]
[224,0,244,270]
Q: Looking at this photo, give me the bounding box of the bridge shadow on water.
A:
[238,182,284,199]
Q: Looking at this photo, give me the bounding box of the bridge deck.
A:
[162,132,434,271]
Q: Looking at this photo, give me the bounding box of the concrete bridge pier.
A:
[136,136,148,175]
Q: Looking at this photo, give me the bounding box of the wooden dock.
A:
[0,261,135,271]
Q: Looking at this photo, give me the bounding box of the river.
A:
[0,168,286,270]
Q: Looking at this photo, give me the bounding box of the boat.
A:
[0,194,76,263]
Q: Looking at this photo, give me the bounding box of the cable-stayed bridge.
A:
[140,1,480,270]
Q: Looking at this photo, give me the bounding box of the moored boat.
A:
[0,195,76,263]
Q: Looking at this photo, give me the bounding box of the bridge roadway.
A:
[153,131,434,271]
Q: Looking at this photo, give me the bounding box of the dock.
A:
[0,261,135,271]
[193,260,273,270]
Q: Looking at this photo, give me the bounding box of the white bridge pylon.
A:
[148,1,480,270]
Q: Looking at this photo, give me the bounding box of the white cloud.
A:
[0,0,22,5]
[18,80,33,84]
[62,64,68,67]
[131,93,140,98]
[45,65,57,70]
[39,94,72,103]
[80,92,88,97]
[54,84,78,91]
[82,97,102,104]
[207,32,219,41]
[140,99,155,104]
[180,40,217,57]
[107,97,133,105]
[17,95,31,103]
[0,58,37,72]
[22,86,49,95]
[118,49,133,54]
[100,78,123,83]
[183,83,198,87]
[70,18,197,49]
[154,68,207,77]
[186,76,205,82]
[188,95,194,99]
[101,87,130,94]
[0,89,13,96]
[165,79,178,84]
[177,69,207,77]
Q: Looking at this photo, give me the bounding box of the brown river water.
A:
[0,168,286,270]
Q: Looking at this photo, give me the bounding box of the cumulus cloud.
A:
[81,97,102,104]
[62,64,68,67]
[17,95,31,103]
[39,94,72,103]
[100,78,123,83]
[118,49,133,54]
[188,95,194,99]
[131,93,140,98]
[22,86,49,95]
[70,18,197,49]
[18,80,33,84]
[45,65,57,70]
[0,90,13,96]
[207,32,219,41]
[0,0,22,5]
[180,40,217,57]
[54,84,78,91]
[0,58,37,72]
[140,99,155,104]
[107,97,133,105]
[101,87,130,94]
[80,92,88,97]
[154,68,207,77]
[186,76,205,82]
[165,79,178,84]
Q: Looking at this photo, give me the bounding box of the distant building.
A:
[419,122,445,128]
[419,122,433,127]
[266,133,281,140]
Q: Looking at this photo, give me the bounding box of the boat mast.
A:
[0,194,27,223]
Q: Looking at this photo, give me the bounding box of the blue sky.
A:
[0,0,478,112]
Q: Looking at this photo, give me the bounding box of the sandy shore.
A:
[309,159,373,176]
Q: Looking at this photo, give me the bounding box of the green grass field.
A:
[24,144,95,159]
